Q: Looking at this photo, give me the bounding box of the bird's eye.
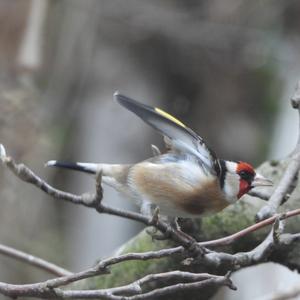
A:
[239,170,254,182]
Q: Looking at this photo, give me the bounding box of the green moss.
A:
[200,202,252,239]
[83,231,180,289]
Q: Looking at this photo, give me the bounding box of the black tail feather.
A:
[46,161,96,174]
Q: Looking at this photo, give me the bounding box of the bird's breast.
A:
[129,161,229,217]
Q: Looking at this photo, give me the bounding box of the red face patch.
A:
[237,161,255,199]
[238,180,251,198]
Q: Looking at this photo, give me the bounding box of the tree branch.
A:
[255,84,300,221]
[0,271,233,299]
[0,147,202,255]
[0,243,72,277]
[255,152,300,221]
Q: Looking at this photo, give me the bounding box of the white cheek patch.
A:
[223,173,240,203]
[225,161,238,173]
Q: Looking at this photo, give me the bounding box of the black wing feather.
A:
[115,92,218,174]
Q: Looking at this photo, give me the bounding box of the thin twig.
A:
[203,218,284,269]
[46,248,185,289]
[0,243,72,277]
[126,276,235,300]
[0,150,200,254]
[257,82,300,220]
[248,190,270,201]
[255,81,300,220]
[0,271,236,300]
[0,270,232,299]
[197,209,300,248]
[256,152,300,221]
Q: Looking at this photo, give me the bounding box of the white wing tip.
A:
[0,144,6,161]
[113,90,120,98]
[45,160,57,167]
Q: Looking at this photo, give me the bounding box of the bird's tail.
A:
[46,160,98,174]
[46,160,131,191]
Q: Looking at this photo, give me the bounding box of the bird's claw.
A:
[149,206,160,226]
[146,228,172,241]
[187,241,206,258]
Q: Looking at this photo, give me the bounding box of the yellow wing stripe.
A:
[154,107,186,128]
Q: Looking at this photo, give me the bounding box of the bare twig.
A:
[0,209,291,297]
[0,147,201,255]
[126,273,236,300]
[46,248,185,289]
[255,81,300,220]
[197,209,300,248]
[0,243,72,277]
[203,218,285,270]
[256,152,300,221]
[248,189,271,201]
[247,189,291,208]
[0,270,232,299]
[83,271,234,299]
[255,83,300,221]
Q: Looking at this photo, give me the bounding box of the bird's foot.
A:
[149,206,160,226]
[147,207,172,240]
[146,227,172,241]
[187,240,206,258]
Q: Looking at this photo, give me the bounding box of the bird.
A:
[46,92,273,218]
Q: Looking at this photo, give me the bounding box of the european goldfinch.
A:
[46,93,272,218]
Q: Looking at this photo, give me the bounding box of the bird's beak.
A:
[251,173,273,188]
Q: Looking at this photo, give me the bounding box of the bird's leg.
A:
[146,206,162,239]
[142,203,199,243]
[152,217,183,241]
[142,202,163,238]
[147,214,187,241]
[140,201,156,217]
[166,217,203,245]
[168,217,181,231]
[144,205,174,241]
[150,206,160,225]
[177,218,202,241]
[168,218,206,257]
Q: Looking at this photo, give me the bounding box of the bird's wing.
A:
[115,92,218,174]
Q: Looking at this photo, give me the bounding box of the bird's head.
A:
[221,160,273,203]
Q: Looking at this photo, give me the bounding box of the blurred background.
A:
[0,0,300,299]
